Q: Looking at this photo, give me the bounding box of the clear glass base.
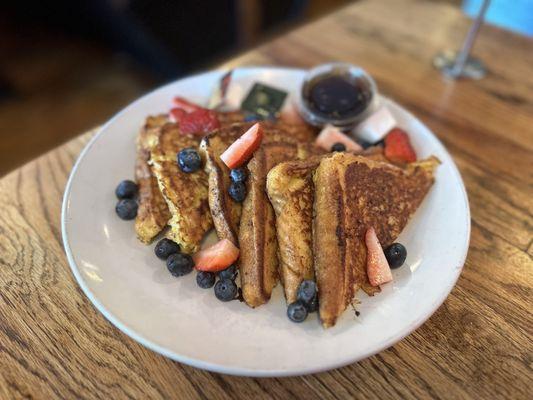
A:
[433,51,487,80]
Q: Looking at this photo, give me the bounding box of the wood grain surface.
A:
[1,0,532,398]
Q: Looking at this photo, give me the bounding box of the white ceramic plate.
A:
[62,67,470,377]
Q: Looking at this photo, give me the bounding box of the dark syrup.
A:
[303,74,372,120]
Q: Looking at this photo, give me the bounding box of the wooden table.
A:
[1,0,531,398]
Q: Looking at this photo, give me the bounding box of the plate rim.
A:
[61,66,471,377]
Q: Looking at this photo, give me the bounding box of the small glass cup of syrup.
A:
[298,63,378,128]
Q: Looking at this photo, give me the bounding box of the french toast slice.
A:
[313,153,439,327]
[266,156,322,303]
[135,115,172,243]
[239,138,323,308]
[150,124,212,253]
[200,121,318,245]
[266,148,386,303]
[200,123,252,244]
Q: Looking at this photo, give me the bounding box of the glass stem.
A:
[452,0,491,76]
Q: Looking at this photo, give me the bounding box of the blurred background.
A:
[0,0,530,176]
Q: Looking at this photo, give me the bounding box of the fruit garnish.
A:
[384,128,417,163]
[196,271,216,289]
[169,107,187,123]
[384,243,407,269]
[193,239,240,272]
[229,168,247,183]
[218,264,237,280]
[115,199,138,220]
[172,108,221,136]
[220,123,264,169]
[177,148,202,173]
[172,97,204,113]
[296,280,318,312]
[287,301,308,323]
[214,279,238,301]
[169,97,221,135]
[331,142,346,152]
[115,180,138,199]
[228,181,246,202]
[154,238,180,260]
[166,253,194,277]
[315,124,363,152]
[365,227,393,287]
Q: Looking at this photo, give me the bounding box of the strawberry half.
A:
[169,107,187,123]
[172,97,204,113]
[194,239,240,272]
[365,227,393,287]
[384,128,417,163]
[169,107,220,135]
[220,122,264,169]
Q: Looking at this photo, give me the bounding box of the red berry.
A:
[169,107,187,123]
[365,227,392,287]
[172,97,204,113]
[169,107,220,135]
[193,239,240,272]
[384,128,417,163]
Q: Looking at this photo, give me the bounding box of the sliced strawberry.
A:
[384,128,417,163]
[170,107,220,135]
[280,101,306,125]
[220,122,264,169]
[172,97,204,113]
[315,124,363,152]
[194,239,240,272]
[365,227,393,287]
[179,109,220,135]
[169,107,187,123]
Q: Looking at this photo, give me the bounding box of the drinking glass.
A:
[433,0,491,79]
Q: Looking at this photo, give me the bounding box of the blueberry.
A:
[356,139,373,149]
[306,294,318,313]
[115,180,138,199]
[384,243,407,269]
[115,199,138,220]
[287,301,308,323]
[297,280,317,306]
[154,238,180,260]
[196,271,216,289]
[331,142,346,152]
[218,264,237,280]
[166,253,194,277]
[228,181,246,202]
[230,168,248,183]
[214,279,238,301]
[177,148,202,173]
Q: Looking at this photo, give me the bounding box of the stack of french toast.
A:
[134,105,438,328]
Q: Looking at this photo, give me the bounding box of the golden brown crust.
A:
[266,156,322,303]
[150,124,212,253]
[262,120,318,143]
[314,153,439,327]
[135,112,250,247]
[266,149,385,304]
[135,115,172,243]
[200,121,320,244]
[200,123,251,244]
[239,135,322,308]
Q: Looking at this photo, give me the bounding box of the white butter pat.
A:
[352,106,396,143]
